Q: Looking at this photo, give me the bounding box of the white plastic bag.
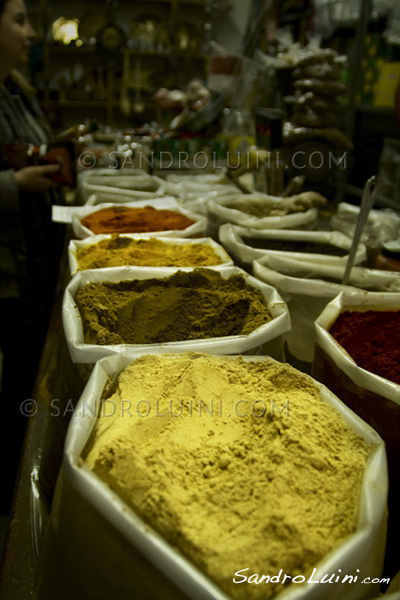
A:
[68,235,234,276]
[254,253,400,290]
[76,168,167,204]
[252,254,400,363]
[314,291,400,403]
[313,291,400,586]
[62,266,290,364]
[162,173,240,224]
[219,223,367,270]
[207,193,318,231]
[71,198,208,240]
[163,172,237,202]
[332,202,400,247]
[36,352,388,600]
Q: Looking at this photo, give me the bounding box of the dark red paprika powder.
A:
[329,309,400,385]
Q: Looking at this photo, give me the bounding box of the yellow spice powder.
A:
[75,234,228,270]
[83,353,371,600]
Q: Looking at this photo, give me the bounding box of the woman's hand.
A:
[14,164,60,193]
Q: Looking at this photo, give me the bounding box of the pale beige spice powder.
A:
[83,353,371,600]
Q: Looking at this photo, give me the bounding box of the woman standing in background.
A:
[0,0,65,513]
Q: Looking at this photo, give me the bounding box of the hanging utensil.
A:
[342,175,379,285]
[120,47,131,116]
[133,58,145,114]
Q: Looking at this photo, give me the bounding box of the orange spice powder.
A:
[80,206,196,234]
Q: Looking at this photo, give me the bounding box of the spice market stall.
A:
[3,0,400,593]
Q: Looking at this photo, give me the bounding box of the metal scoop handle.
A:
[342,176,378,286]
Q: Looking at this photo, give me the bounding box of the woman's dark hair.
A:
[0,0,9,17]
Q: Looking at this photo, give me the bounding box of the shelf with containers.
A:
[318,0,400,207]
[27,0,212,130]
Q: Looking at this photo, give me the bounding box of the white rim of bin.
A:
[162,174,238,199]
[83,179,168,205]
[165,172,233,184]
[78,167,152,182]
[252,258,361,297]
[337,201,393,220]
[78,169,167,201]
[71,199,208,239]
[63,352,387,600]
[207,196,319,229]
[252,254,400,294]
[68,235,234,275]
[62,266,291,363]
[314,290,400,405]
[219,223,367,266]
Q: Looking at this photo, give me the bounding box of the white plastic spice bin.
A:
[312,291,400,585]
[68,235,234,276]
[76,168,167,204]
[71,198,208,240]
[252,253,400,364]
[207,193,319,233]
[219,223,367,270]
[35,353,388,600]
[62,266,291,363]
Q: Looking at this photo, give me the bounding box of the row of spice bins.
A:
[35,169,400,599]
[211,186,400,590]
[207,182,400,588]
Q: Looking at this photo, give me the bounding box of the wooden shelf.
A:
[142,0,205,4]
[57,99,157,109]
[58,99,110,107]
[47,44,209,60]
[356,104,396,115]
[334,103,396,116]
[47,44,97,53]
[39,0,210,128]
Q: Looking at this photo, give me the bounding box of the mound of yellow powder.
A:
[75,235,228,270]
[83,353,371,600]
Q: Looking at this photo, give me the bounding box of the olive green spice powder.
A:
[74,269,272,345]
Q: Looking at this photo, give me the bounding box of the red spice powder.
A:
[81,205,195,234]
[329,309,400,385]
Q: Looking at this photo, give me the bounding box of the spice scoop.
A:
[342,175,379,285]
